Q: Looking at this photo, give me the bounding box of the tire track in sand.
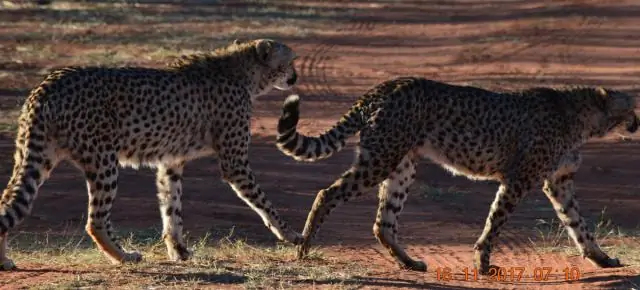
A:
[297,19,376,99]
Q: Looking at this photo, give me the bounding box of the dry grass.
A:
[7,227,369,289]
[529,208,640,266]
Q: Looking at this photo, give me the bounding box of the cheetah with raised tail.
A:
[276,77,636,273]
[0,39,301,270]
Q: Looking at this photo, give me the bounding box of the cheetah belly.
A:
[117,147,215,169]
[117,133,215,169]
[414,142,501,182]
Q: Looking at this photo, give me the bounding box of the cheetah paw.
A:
[296,244,311,259]
[0,259,16,271]
[588,256,623,268]
[478,264,501,276]
[123,251,143,263]
[281,230,304,246]
[168,244,192,261]
[402,260,427,272]
[290,232,304,246]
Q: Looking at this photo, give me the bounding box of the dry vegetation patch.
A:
[7,227,369,289]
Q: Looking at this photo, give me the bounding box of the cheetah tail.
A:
[276,94,365,162]
[0,114,50,234]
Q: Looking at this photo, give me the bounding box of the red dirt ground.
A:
[1,0,640,289]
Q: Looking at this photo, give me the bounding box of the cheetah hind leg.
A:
[81,152,142,264]
[473,182,531,275]
[373,154,426,271]
[297,147,399,259]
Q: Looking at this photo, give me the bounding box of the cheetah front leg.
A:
[81,152,142,264]
[217,141,302,245]
[474,181,532,275]
[374,154,426,271]
[543,173,621,268]
[156,163,191,261]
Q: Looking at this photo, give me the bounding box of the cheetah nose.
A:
[286,71,297,86]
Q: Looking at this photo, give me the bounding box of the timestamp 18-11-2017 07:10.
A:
[435,266,582,282]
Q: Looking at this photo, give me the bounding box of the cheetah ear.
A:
[255,39,276,66]
[232,39,241,45]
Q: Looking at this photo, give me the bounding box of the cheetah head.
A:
[598,87,638,137]
[250,39,298,92]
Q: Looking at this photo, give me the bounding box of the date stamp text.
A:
[435,266,581,282]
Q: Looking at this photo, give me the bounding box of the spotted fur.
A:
[0,38,302,270]
[276,77,637,273]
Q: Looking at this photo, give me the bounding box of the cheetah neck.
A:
[571,92,610,140]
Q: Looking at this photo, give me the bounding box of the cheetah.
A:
[275,76,636,273]
[0,39,302,270]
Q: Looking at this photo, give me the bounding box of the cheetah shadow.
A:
[133,269,248,285]
[579,274,640,289]
[501,272,640,289]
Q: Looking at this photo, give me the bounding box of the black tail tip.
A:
[278,94,301,134]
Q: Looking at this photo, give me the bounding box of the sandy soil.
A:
[1,0,639,289]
